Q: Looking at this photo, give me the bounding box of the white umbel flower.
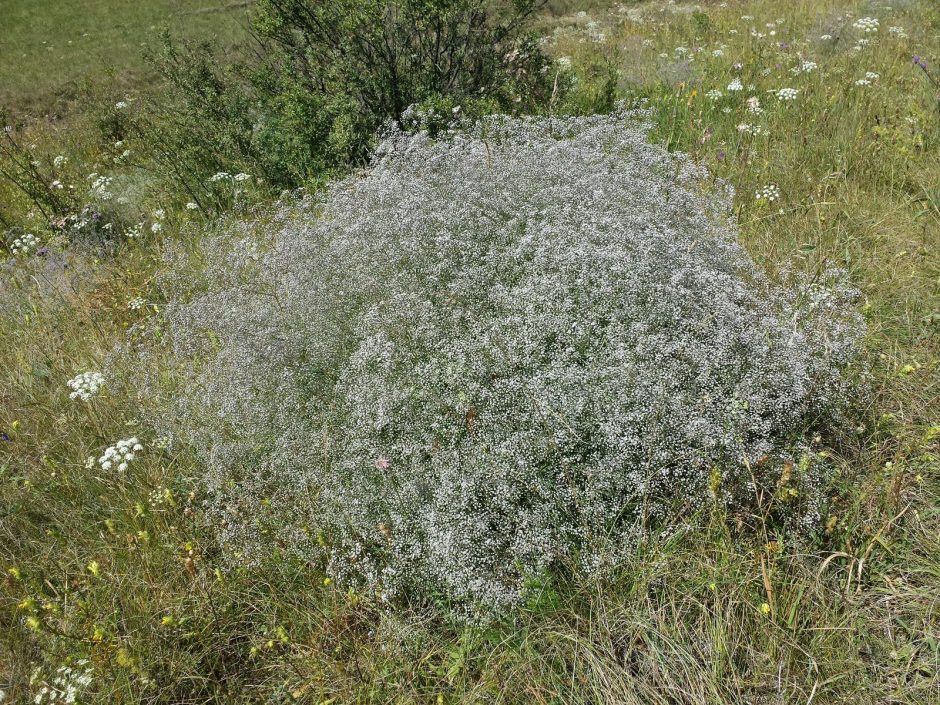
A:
[67,372,105,401]
[98,438,143,473]
[755,184,781,202]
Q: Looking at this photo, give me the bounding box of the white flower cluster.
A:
[755,184,781,201]
[737,123,768,136]
[162,111,863,616]
[706,89,723,101]
[30,661,92,705]
[128,296,146,310]
[853,17,879,33]
[209,171,251,184]
[125,222,144,239]
[88,173,114,201]
[67,371,105,401]
[776,87,799,101]
[97,437,142,472]
[727,78,743,91]
[888,26,907,38]
[746,96,762,114]
[855,71,880,86]
[791,60,818,75]
[53,155,67,168]
[11,233,39,255]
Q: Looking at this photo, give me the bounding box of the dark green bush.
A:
[139,0,555,193]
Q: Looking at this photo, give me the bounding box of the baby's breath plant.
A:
[159,110,863,616]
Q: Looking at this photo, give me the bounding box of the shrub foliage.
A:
[141,0,554,190]
[160,111,863,615]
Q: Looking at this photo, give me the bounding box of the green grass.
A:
[2,0,940,703]
[0,0,249,116]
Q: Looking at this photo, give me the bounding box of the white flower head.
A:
[755,184,781,202]
[10,233,39,255]
[67,372,105,401]
[98,437,142,473]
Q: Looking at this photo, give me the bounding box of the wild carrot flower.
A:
[67,372,105,401]
[98,438,143,473]
[755,184,781,201]
[10,233,39,255]
[853,17,879,33]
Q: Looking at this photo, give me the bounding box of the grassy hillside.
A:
[1,0,939,703]
[0,0,249,116]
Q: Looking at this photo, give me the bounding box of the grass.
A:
[0,0,249,117]
[2,0,940,703]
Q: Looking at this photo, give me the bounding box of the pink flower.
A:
[375,456,391,471]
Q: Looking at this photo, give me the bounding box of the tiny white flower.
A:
[67,372,105,401]
[776,87,799,101]
[755,184,781,202]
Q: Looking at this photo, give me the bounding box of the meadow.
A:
[0,0,249,116]
[1,1,939,703]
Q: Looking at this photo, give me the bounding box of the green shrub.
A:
[139,0,556,193]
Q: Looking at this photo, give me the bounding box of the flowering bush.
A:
[161,110,863,616]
